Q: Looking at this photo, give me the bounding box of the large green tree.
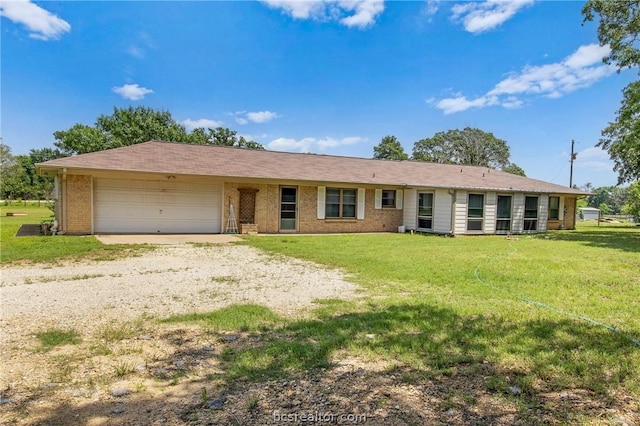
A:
[53,106,263,155]
[373,135,409,160]
[583,0,640,183]
[0,143,26,199]
[622,181,640,218]
[412,127,512,169]
[54,106,191,155]
[587,185,629,214]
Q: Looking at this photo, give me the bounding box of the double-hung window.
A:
[467,194,484,231]
[326,188,357,218]
[496,195,512,232]
[524,196,539,231]
[549,196,560,220]
[381,190,396,208]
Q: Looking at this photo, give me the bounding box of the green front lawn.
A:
[233,225,640,406]
[0,203,149,264]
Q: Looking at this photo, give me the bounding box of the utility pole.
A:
[569,139,577,188]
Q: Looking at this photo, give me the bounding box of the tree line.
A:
[372,129,526,176]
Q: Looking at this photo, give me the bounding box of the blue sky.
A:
[1,0,635,188]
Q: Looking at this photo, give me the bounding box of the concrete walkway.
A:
[95,234,243,245]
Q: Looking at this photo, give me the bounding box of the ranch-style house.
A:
[36,141,587,235]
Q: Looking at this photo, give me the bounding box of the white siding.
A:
[539,194,549,232]
[403,188,417,230]
[454,190,467,235]
[484,192,497,234]
[512,193,524,233]
[396,189,403,210]
[433,188,453,234]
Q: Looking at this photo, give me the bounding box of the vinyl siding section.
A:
[538,194,549,232]
[512,193,524,233]
[484,192,497,234]
[403,188,417,231]
[454,190,467,235]
[433,188,453,234]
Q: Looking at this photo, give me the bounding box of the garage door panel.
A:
[94,178,221,233]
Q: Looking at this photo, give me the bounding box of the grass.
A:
[162,223,640,406]
[36,328,82,350]
[0,204,151,264]
[162,304,285,332]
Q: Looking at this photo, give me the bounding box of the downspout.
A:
[448,189,456,236]
[62,168,67,234]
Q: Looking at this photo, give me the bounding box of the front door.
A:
[280,186,297,231]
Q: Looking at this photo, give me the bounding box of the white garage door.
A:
[94,178,222,233]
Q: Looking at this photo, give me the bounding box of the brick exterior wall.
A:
[65,175,92,234]
[223,183,403,234]
[546,196,577,231]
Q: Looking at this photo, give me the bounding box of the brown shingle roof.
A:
[37,141,587,195]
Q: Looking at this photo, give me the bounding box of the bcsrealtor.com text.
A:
[273,411,368,423]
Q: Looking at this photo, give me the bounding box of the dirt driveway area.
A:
[0,243,361,425]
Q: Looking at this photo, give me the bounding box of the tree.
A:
[622,181,640,219]
[54,106,191,155]
[583,1,640,184]
[189,127,265,149]
[53,106,264,155]
[582,0,640,71]
[502,163,526,176]
[597,81,640,184]
[373,135,409,160]
[0,143,27,199]
[587,185,629,214]
[412,127,511,169]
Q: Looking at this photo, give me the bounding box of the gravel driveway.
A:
[0,244,357,340]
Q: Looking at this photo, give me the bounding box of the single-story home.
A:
[36,141,587,235]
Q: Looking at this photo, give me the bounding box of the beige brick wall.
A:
[547,196,578,231]
[223,182,402,234]
[65,175,92,234]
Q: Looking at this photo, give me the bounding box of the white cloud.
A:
[126,32,156,59]
[431,43,615,114]
[339,0,385,28]
[127,46,145,59]
[422,0,439,21]
[267,135,365,152]
[112,84,154,101]
[260,0,384,28]
[182,118,224,130]
[233,110,280,125]
[575,147,614,172]
[451,0,534,33]
[0,0,70,40]
[564,44,610,68]
[246,111,279,123]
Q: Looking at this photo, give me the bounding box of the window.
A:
[524,196,539,231]
[381,190,396,208]
[417,192,433,229]
[549,196,560,220]
[496,195,512,232]
[326,188,357,218]
[467,194,484,231]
